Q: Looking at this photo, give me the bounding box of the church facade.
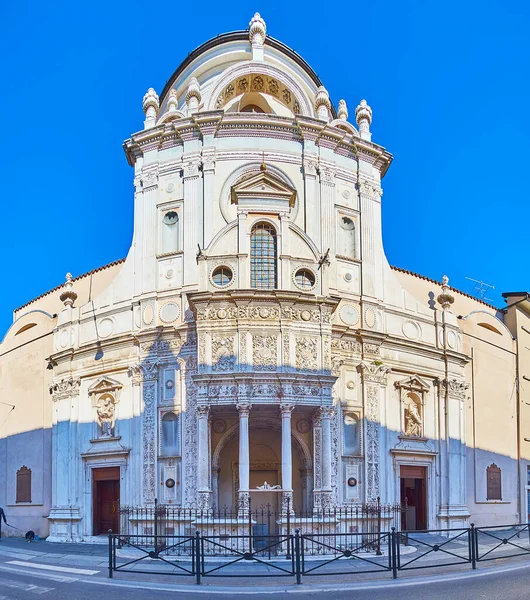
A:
[1,14,529,542]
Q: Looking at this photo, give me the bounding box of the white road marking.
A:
[0,576,53,594]
[7,560,99,576]
[0,564,77,583]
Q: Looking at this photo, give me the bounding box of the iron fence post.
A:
[376,496,382,555]
[470,523,477,569]
[295,529,301,584]
[195,530,201,585]
[391,527,398,579]
[108,530,113,578]
[154,497,158,553]
[286,496,291,559]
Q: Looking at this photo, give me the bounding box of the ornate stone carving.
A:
[332,338,362,354]
[253,335,277,371]
[49,377,81,401]
[338,99,348,121]
[365,385,379,501]
[355,99,372,139]
[331,355,345,377]
[183,159,201,179]
[141,168,158,189]
[238,490,250,513]
[184,359,198,505]
[142,382,157,502]
[315,86,331,122]
[142,87,159,129]
[440,378,469,399]
[211,335,235,372]
[186,77,201,114]
[59,272,77,307]
[437,275,455,311]
[257,481,281,490]
[248,12,266,46]
[296,337,318,371]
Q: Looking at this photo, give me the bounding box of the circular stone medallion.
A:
[296,419,310,434]
[160,302,180,323]
[402,320,421,341]
[213,419,227,434]
[340,305,360,326]
[365,308,376,328]
[98,318,114,338]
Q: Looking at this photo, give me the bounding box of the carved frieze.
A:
[49,377,81,401]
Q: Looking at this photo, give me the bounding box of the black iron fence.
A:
[118,497,405,557]
[108,521,530,584]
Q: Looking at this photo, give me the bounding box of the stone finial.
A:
[437,275,455,311]
[142,88,159,129]
[167,89,178,112]
[186,77,201,115]
[338,99,348,121]
[315,86,332,122]
[249,12,266,46]
[59,273,78,308]
[355,99,372,141]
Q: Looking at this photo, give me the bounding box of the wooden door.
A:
[97,480,119,534]
[93,467,120,535]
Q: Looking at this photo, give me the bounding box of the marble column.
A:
[237,403,251,512]
[281,404,294,513]
[197,405,211,510]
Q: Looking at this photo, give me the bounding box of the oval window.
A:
[163,211,179,225]
[212,266,233,287]
[294,269,316,290]
[340,216,355,231]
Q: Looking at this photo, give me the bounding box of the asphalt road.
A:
[0,556,528,599]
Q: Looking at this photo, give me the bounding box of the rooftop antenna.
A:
[465,277,495,303]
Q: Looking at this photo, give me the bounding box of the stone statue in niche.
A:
[96,394,116,437]
[404,395,422,437]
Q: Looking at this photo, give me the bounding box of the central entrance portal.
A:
[400,465,427,531]
[92,467,120,535]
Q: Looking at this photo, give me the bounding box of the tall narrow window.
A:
[486,464,502,500]
[161,412,179,456]
[339,216,355,258]
[161,210,179,254]
[251,222,277,290]
[16,466,31,503]
[343,413,360,456]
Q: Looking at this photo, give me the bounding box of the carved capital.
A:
[280,403,295,416]
[319,405,335,419]
[438,377,469,399]
[236,402,251,417]
[197,404,210,418]
[183,158,201,179]
[359,361,391,384]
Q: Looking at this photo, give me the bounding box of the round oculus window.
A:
[340,216,355,230]
[163,211,179,225]
[212,266,233,287]
[294,269,316,290]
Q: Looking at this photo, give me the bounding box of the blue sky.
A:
[0,0,528,335]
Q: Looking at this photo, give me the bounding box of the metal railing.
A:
[108,521,530,584]
[118,497,405,557]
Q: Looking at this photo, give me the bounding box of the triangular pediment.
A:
[88,376,123,395]
[231,170,297,207]
[394,374,430,392]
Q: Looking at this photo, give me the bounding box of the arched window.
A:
[16,466,31,503]
[343,413,360,456]
[251,222,277,290]
[486,464,502,500]
[241,104,265,113]
[161,412,179,456]
[161,210,179,254]
[338,216,355,258]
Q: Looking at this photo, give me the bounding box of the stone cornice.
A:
[123,113,393,174]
